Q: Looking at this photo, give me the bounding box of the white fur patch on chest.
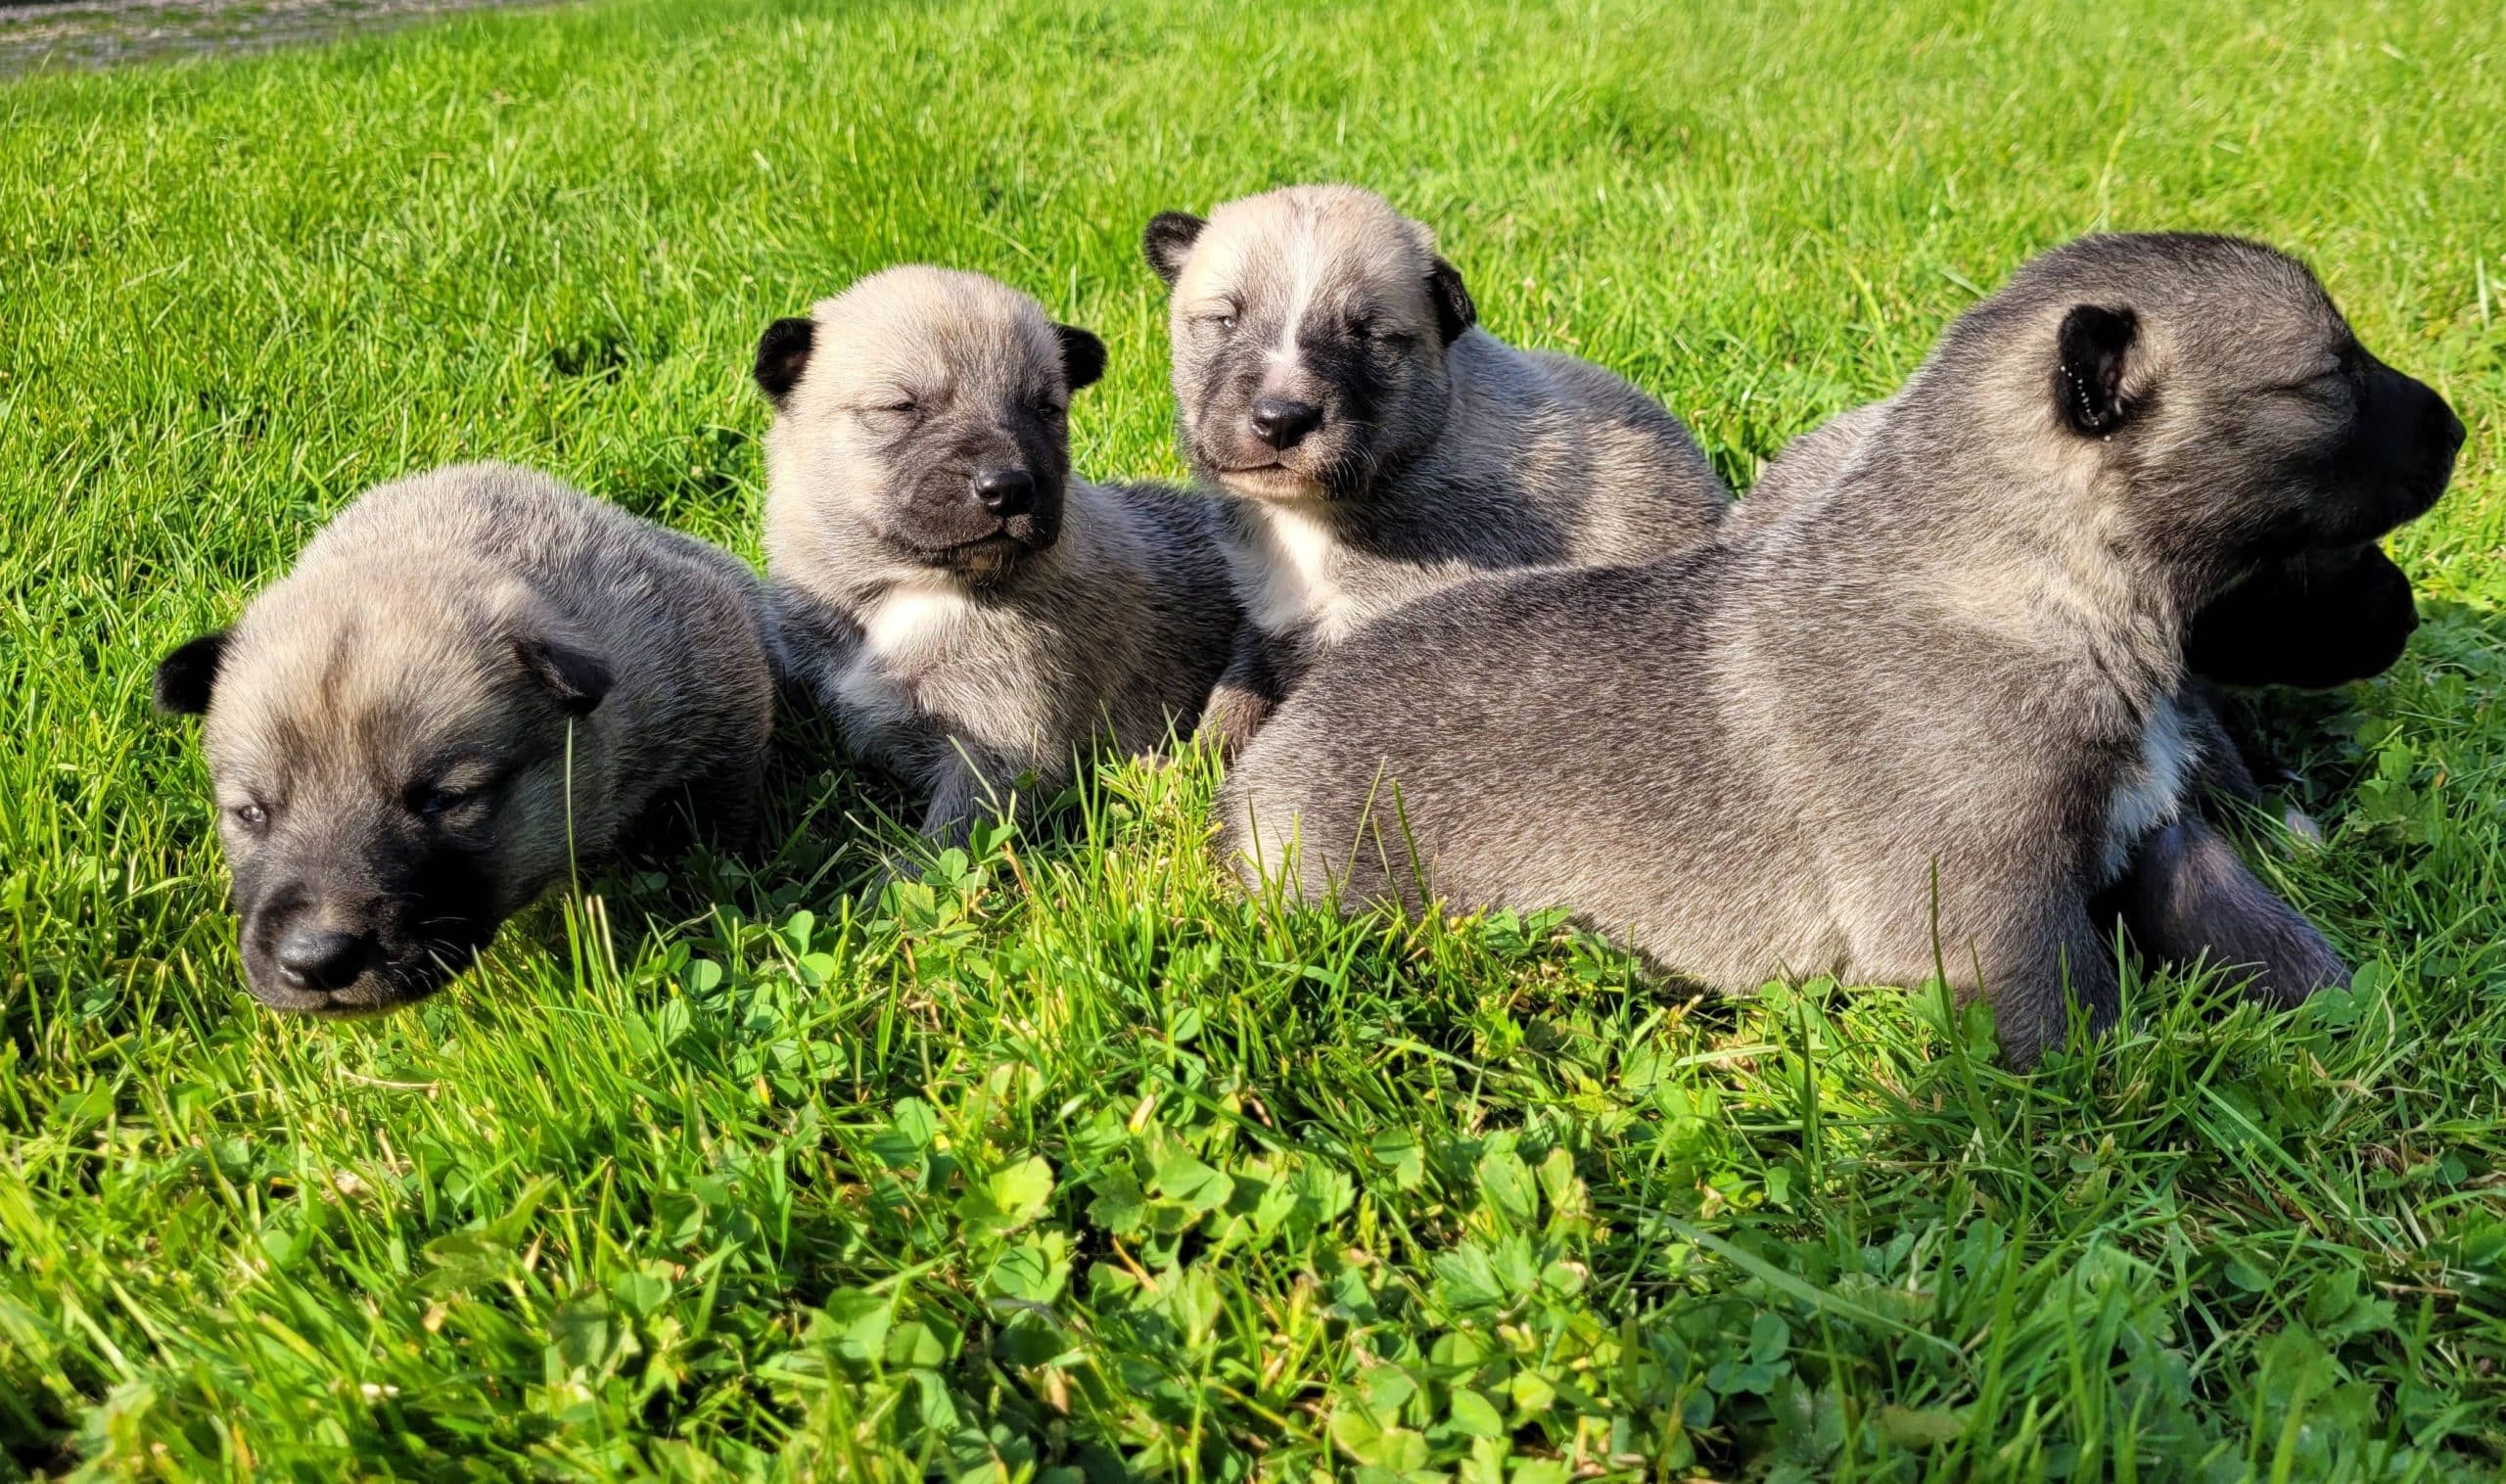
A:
[862,580,971,656]
[2101,698,2195,883]
[1243,501,1354,641]
[836,578,975,719]
[827,576,1056,765]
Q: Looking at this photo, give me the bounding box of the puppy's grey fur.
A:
[1142,184,1730,749]
[759,266,1239,842]
[1744,392,2428,986]
[154,462,775,1015]
[1223,234,2462,1065]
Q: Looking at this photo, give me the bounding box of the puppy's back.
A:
[1732,401,1889,534]
[1223,547,1759,931]
[1443,333,1728,563]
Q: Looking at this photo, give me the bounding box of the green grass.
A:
[3,0,2504,1477]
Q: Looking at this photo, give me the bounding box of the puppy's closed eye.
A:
[2266,368,2352,403]
[858,395,923,425]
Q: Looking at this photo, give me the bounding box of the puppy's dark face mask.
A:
[754,305,1106,587]
[155,589,611,1015]
[1143,201,1476,506]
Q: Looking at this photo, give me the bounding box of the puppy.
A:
[154,462,775,1015]
[1141,184,1730,751]
[1223,234,2463,1065]
[1744,392,2426,984]
[759,266,1239,843]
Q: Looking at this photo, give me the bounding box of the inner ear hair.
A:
[1426,255,1477,346]
[154,629,229,716]
[2056,303,2141,436]
[1141,211,1207,287]
[1056,323,1108,393]
[512,629,616,717]
[753,316,816,408]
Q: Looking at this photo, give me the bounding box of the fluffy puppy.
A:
[1141,184,1730,750]
[1223,234,2463,1065]
[1744,389,2427,983]
[759,266,1239,843]
[155,462,775,1014]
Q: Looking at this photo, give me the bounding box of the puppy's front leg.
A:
[1196,626,1289,760]
[2119,813,2346,1008]
[917,739,1029,849]
[1846,856,2117,1069]
[1984,899,2121,1069]
[917,762,984,848]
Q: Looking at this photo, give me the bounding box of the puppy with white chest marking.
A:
[1141,184,1731,751]
[154,462,777,1015]
[759,266,1240,843]
[1224,234,2463,1066]
[1743,387,2431,993]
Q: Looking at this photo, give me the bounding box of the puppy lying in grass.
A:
[758,266,1239,844]
[1743,381,2431,994]
[1223,233,2463,1066]
[1141,184,1730,753]
[155,463,776,1014]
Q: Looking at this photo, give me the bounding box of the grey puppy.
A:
[758,266,1240,843]
[154,462,776,1015]
[1743,394,2428,989]
[1223,233,2463,1066]
[1141,183,1731,751]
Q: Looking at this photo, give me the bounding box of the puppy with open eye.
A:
[757,266,1240,844]
[1141,184,1731,752]
[1224,233,2463,1067]
[154,462,776,1015]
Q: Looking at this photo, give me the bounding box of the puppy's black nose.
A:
[974,468,1035,517]
[1250,397,1323,451]
[274,927,369,993]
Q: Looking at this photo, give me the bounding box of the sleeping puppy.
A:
[758,266,1240,844]
[1223,233,2462,1066]
[1142,183,1730,752]
[1744,391,2429,988]
[155,463,775,1014]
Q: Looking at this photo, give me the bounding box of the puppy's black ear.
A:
[1142,212,1206,286]
[753,316,816,408]
[1426,255,1476,346]
[2055,303,2140,436]
[154,630,228,716]
[513,631,615,718]
[1056,324,1107,393]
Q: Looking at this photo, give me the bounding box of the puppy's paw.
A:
[1194,685,1274,762]
[2280,806,2325,850]
[2240,932,2349,1009]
